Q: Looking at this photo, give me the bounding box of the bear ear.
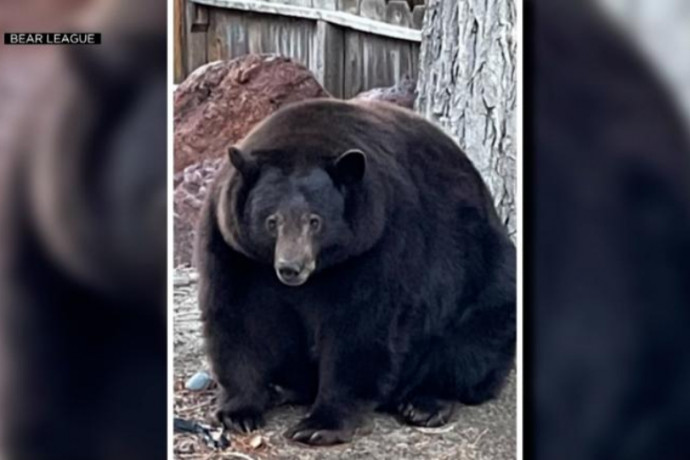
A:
[228,146,255,177]
[332,149,366,185]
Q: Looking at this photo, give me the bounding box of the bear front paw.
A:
[216,403,265,433]
[397,396,455,427]
[284,415,355,446]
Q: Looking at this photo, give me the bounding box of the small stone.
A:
[185,371,213,391]
[249,435,263,449]
[173,273,191,287]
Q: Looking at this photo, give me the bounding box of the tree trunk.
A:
[415,0,517,237]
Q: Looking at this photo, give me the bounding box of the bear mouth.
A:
[276,272,310,286]
[275,261,315,287]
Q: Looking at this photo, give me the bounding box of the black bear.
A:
[196,99,516,445]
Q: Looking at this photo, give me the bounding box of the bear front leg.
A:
[203,292,274,433]
[209,334,271,432]
[200,254,314,433]
[285,331,395,445]
[198,232,276,433]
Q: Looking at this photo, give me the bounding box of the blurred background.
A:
[0,0,167,459]
[599,0,690,122]
[1,0,689,459]
[531,1,690,459]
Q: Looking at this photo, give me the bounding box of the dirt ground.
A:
[173,267,517,460]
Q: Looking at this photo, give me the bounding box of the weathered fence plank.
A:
[411,5,425,29]
[190,3,210,31]
[230,12,249,58]
[178,0,422,97]
[186,2,209,73]
[313,0,337,10]
[287,0,313,7]
[343,30,363,97]
[359,0,385,21]
[314,20,345,97]
[207,10,226,61]
[192,0,421,41]
[337,0,359,14]
[385,1,412,28]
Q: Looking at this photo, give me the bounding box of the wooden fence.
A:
[174,0,425,97]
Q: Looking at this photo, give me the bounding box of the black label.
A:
[4,33,102,45]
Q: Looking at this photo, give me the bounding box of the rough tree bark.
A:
[415,0,517,237]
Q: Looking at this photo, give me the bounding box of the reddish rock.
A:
[174,54,331,173]
[351,75,417,109]
[173,158,224,267]
[173,54,331,266]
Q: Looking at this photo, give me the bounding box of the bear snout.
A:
[275,258,315,286]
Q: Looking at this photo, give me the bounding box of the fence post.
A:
[175,0,186,82]
[314,20,345,98]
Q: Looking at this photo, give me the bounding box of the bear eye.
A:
[309,215,322,232]
[266,215,278,234]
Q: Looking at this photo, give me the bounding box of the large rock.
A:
[173,55,331,266]
[173,158,223,267]
[351,75,417,109]
[174,54,330,173]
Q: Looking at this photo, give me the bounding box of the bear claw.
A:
[397,397,454,428]
[285,419,354,445]
[216,407,265,433]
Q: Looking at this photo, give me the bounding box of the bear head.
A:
[223,145,367,286]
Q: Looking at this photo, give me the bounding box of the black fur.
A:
[196,99,516,445]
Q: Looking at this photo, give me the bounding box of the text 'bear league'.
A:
[4,33,101,45]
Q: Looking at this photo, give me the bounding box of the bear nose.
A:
[276,261,302,281]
